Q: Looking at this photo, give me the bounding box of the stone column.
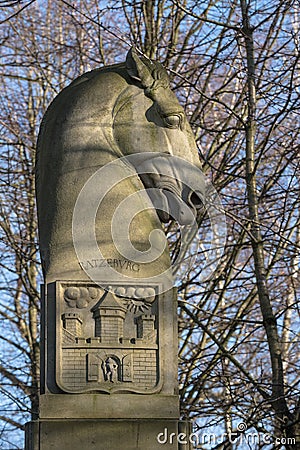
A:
[25,46,202,450]
[25,280,192,450]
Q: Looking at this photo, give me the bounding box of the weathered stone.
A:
[25,420,192,450]
[38,394,180,420]
[26,48,200,449]
[40,281,178,398]
[35,47,205,283]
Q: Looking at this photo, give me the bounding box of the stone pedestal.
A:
[28,47,206,450]
[25,280,191,449]
[25,419,192,450]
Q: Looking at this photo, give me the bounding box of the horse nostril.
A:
[190,191,203,209]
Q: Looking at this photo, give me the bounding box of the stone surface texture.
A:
[41,281,178,397]
[35,47,205,283]
[26,420,193,450]
[25,48,201,449]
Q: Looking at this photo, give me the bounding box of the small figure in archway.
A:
[105,357,118,382]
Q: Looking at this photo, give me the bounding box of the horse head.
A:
[113,48,205,225]
[36,47,205,282]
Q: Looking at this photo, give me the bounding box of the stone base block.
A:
[25,419,193,450]
[39,394,179,419]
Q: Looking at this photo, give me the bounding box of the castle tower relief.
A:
[92,292,127,343]
[44,282,162,394]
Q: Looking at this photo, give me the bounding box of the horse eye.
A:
[164,115,181,128]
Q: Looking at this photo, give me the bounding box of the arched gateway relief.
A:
[57,281,160,394]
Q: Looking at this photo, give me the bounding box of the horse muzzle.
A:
[147,181,203,226]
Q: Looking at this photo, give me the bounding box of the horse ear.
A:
[126,47,154,88]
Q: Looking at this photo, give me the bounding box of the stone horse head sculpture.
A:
[36,48,205,284]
